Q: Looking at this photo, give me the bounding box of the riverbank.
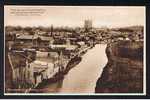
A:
[29,44,107,93]
[95,40,143,93]
[29,49,86,93]
[59,44,107,93]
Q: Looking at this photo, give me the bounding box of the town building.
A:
[84,20,92,31]
[30,60,55,85]
[15,34,54,48]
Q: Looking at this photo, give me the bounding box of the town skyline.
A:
[4,6,145,28]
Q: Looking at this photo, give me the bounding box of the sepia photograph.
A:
[4,6,146,95]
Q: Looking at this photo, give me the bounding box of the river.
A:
[38,44,108,93]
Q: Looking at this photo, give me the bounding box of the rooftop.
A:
[30,60,54,72]
[17,35,38,40]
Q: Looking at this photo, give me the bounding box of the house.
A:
[67,38,77,45]
[36,51,49,57]
[30,60,55,84]
[36,51,59,62]
[37,36,54,47]
[16,34,38,46]
[15,34,54,48]
[49,44,78,51]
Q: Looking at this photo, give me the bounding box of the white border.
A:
[4,6,146,96]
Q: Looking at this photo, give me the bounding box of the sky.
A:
[4,6,145,28]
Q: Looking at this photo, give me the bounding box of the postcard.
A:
[4,6,146,95]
